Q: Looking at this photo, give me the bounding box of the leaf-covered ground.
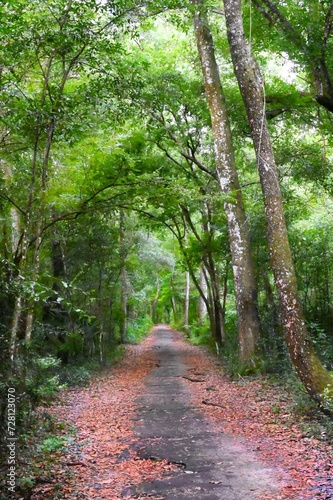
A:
[178,338,333,499]
[31,332,176,499]
[30,328,332,499]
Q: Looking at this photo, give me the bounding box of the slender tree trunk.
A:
[1,163,23,363]
[119,210,127,343]
[151,275,160,323]
[221,261,229,320]
[25,222,42,343]
[99,330,105,365]
[9,224,30,365]
[203,259,225,343]
[184,270,190,334]
[171,295,177,319]
[192,1,261,364]
[176,208,224,343]
[50,214,67,293]
[201,204,225,343]
[169,272,178,322]
[223,0,333,413]
[198,265,208,324]
[10,297,23,364]
[263,272,282,336]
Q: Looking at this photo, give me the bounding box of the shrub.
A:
[126,315,153,343]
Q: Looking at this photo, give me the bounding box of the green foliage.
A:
[39,435,71,454]
[271,404,281,415]
[58,332,85,359]
[308,323,333,363]
[32,375,67,402]
[284,371,321,416]
[187,322,213,347]
[1,0,333,448]
[26,355,67,404]
[233,358,269,377]
[126,315,154,343]
[17,477,36,491]
[322,384,333,412]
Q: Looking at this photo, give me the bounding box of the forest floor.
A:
[26,326,333,499]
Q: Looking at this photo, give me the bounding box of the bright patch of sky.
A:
[263,51,301,85]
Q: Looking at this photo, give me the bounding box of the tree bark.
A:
[223,0,333,413]
[184,270,190,334]
[198,265,208,324]
[151,275,160,323]
[179,205,225,343]
[119,210,127,343]
[192,0,262,364]
[199,203,226,343]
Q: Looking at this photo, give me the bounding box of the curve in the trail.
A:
[122,326,285,499]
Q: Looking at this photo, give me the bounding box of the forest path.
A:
[122,326,284,499]
[36,326,333,500]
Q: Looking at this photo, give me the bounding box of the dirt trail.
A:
[123,326,285,499]
[33,326,332,499]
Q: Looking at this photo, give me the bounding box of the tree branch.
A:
[323,1,333,47]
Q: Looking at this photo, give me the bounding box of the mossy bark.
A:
[192,0,262,364]
[223,0,333,414]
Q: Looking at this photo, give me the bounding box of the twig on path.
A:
[182,376,206,382]
[66,461,87,467]
[201,400,225,408]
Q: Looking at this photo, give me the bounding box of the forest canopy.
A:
[1,0,333,434]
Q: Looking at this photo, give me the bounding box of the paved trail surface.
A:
[124,326,284,499]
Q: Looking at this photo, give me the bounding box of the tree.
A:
[0,0,145,362]
[251,0,333,113]
[191,0,262,364]
[223,0,333,413]
[119,210,128,343]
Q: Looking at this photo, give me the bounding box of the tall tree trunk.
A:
[203,259,225,343]
[263,272,282,337]
[192,1,261,364]
[201,204,225,343]
[184,270,190,334]
[25,222,42,343]
[198,265,208,324]
[119,210,127,343]
[177,207,224,343]
[10,297,23,365]
[223,0,333,413]
[221,261,229,320]
[151,275,160,323]
[1,162,23,363]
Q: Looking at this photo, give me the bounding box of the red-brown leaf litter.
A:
[31,328,332,499]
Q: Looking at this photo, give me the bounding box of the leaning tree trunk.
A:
[223,0,333,413]
[179,204,225,343]
[192,1,262,365]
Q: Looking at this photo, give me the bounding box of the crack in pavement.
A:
[122,327,287,499]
